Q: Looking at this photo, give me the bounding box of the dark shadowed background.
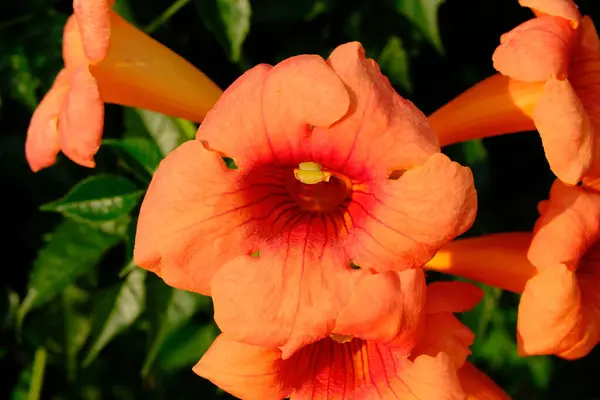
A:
[1,0,599,399]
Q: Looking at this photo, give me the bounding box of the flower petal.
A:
[93,12,223,124]
[196,64,272,168]
[493,16,576,82]
[312,42,439,179]
[62,16,87,68]
[134,140,253,295]
[193,334,292,400]
[528,181,600,270]
[411,313,474,369]
[211,240,358,358]
[58,65,103,168]
[519,0,581,24]
[391,353,465,400]
[261,53,350,164]
[533,78,593,184]
[426,233,536,294]
[73,0,114,63]
[25,69,70,172]
[426,281,483,314]
[334,269,426,348]
[458,362,510,400]
[428,73,541,147]
[346,153,476,272]
[517,264,590,357]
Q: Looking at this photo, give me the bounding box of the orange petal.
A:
[426,281,483,314]
[384,353,465,400]
[291,340,464,400]
[312,42,439,178]
[92,12,222,123]
[517,264,593,358]
[134,140,253,295]
[197,65,272,168]
[412,313,474,369]
[528,181,600,270]
[428,74,541,146]
[334,269,426,348]
[25,69,70,172]
[426,233,536,294]
[211,243,357,359]
[73,0,114,63]
[62,16,87,68]
[58,65,103,168]
[533,78,593,184]
[260,53,350,164]
[346,153,476,272]
[519,0,581,24]
[493,16,576,82]
[458,362,511,400]
[193,334,292,400]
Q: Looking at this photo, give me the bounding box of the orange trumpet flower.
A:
[134,42,477,357]
[429,0,600,185]
[194,278,509,400]
[427,180,600,359]
[25,0,222,172]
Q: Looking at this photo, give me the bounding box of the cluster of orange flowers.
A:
[25,0,600,399]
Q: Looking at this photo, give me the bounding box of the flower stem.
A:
[28,347,47,400]
[144,0,192,34]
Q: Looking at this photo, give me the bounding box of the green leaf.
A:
[83,268,146,366]
[8,47,39,110]
[156,323,219,372]
[125,108,196,156]
[395,0,445,52]
[142,282,211,375]
[195,0,251,62]
[18,220,124,326]
[103,138,163,175]
[62,286,91,382]
[378,36,412,93]
[40,175,143,223]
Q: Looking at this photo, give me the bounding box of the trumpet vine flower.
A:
[427,180,600,359]
[25,0,222,172]
[429,0,600,185]
[134,42,477,357]
[194,278,509,400]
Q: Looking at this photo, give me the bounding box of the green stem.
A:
[28,347,47,400]
[144,0,192,34]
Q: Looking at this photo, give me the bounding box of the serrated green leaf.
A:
[83,268,146,366]
[40,175,143,223]
[195,0,251,62]
[126,108,196,156]
[142,283,210,376]
[378,36,412,93]
[103,138,163,175]
[156,323,219,372]
[395,0,445,52]
[18,220,124,326]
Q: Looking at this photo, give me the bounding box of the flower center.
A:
[286,162,352,212]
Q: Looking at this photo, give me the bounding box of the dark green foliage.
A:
[2,0,600,399]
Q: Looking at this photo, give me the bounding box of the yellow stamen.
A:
[330,333,353,344]
[294,162,332,185]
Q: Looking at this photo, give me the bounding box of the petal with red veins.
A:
[211,236,358,358]
[312,42,439,180]
[426,281,483,314]
[346,153,476,272]
[458,362,511,400]
[134,140,254,295]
